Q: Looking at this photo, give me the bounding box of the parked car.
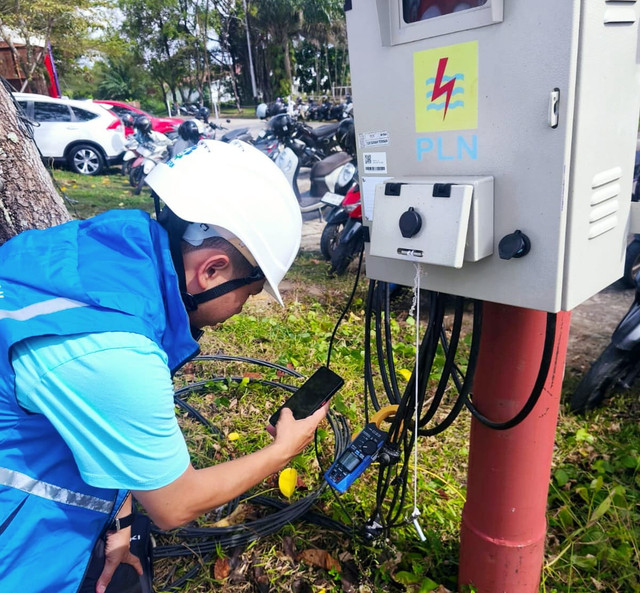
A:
[94,100,182,136]
[13,92,126,176]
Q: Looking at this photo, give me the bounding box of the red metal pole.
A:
[458,303,572,592]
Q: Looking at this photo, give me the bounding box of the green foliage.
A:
[0,0,114,90]
[544,402,640,592]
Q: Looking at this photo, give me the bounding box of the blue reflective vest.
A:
[0,210,199,591]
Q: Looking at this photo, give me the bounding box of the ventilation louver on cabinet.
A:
[589,167,622,239]
[604,0,637,24]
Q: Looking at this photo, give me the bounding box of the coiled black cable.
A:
[361,277,557,538]
[461,312,557,430]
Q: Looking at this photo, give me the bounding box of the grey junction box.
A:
[346,0,640,312]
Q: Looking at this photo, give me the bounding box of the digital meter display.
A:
[338,451,361,472]
[403,0,488,23]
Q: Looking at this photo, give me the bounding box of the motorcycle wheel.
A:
[320,222,344,261]
[133,169,146,195]
[129,165,143,189]
[330,236,364,276]
[623,239,640,288]
[122,160,132,177]
[570,343,635,413]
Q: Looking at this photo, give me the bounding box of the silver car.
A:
[13,92,126,175]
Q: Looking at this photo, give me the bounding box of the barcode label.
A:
[363,152,388,174]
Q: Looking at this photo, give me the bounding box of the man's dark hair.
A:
[181,236,254,277]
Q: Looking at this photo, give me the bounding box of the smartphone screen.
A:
[268,366,344,427]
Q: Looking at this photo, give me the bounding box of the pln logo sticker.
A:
[414,41,478,133]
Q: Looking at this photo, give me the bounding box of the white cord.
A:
[411,264,426,541]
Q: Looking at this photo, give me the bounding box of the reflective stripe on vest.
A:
[0,297,87,322]
[0,467,113,514]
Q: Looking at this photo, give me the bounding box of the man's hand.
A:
[271,404,329,458]
[95,527,143,593]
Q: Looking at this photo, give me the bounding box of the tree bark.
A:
[0,82,69,246]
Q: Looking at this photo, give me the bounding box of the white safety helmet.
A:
[146,139,302,306]
[256,103,268,119]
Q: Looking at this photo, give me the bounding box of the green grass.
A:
[54,171,640,592]
[54,167,155,220]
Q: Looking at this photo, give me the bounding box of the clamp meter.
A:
[325,422,387,493]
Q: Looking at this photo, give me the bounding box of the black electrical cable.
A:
[461,312,557,430]
[367,292,470,534]
[418,295,465,426]
[439,326,465,392]
[386,291,443,445]
[382,283,402,403]
[156,553,215,592]
[326,244,365,369]
[151,356,353,589]
[374,283,400,405]
[175,376,299,397]
[191,354,304,378]
[174,396,222,437]
[419,299,483,437]
[363,280,382,415]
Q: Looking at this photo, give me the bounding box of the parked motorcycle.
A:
[329,96,353,121]
[129,140,172,195]
[121,135,139,178]
[307,97,333,121]
[310,152,356,200]
[320,182,364,275]
[571,281,640,413]
[268,114,356,213]
[128,116,172,195]
[179,104,200,117]
[621,150,640,287]
[171,119,201,155]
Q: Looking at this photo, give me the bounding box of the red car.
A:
[94,100,182,136]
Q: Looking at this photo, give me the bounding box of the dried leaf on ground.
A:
[210,503,255,527]
[297,548,341,573]
[213,556,230,580]
[282,535,297,561]
[243,372,263,379]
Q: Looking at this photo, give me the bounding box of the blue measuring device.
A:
[324,423,387,493]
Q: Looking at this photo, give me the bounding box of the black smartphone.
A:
[268,366,344,428]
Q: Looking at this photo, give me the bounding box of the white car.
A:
[13,93,126,175]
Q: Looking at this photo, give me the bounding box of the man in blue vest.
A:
[0,140,326,592]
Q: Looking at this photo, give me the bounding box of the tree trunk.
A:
[0,83,69,246]
[282,38,292,93]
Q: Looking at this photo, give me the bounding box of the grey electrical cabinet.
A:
[346,0,640,311]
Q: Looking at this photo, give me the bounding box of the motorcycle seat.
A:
[220,127,249,142]
[312,123,341,140]
[311,151,353,177]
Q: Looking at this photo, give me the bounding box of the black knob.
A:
[361,439,377,455]
[499,230,531,260]
[399,207,422,238]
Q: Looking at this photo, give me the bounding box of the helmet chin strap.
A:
[180,267,265,312]
[154,196,265,315]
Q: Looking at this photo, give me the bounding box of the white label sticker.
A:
[359,131,390,148]
[363,152,388,174]
[361,176,391,221]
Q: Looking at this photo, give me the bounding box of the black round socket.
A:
[399,207,423,238]
[498,230,531,260]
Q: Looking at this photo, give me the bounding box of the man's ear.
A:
[198,253,231,289]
